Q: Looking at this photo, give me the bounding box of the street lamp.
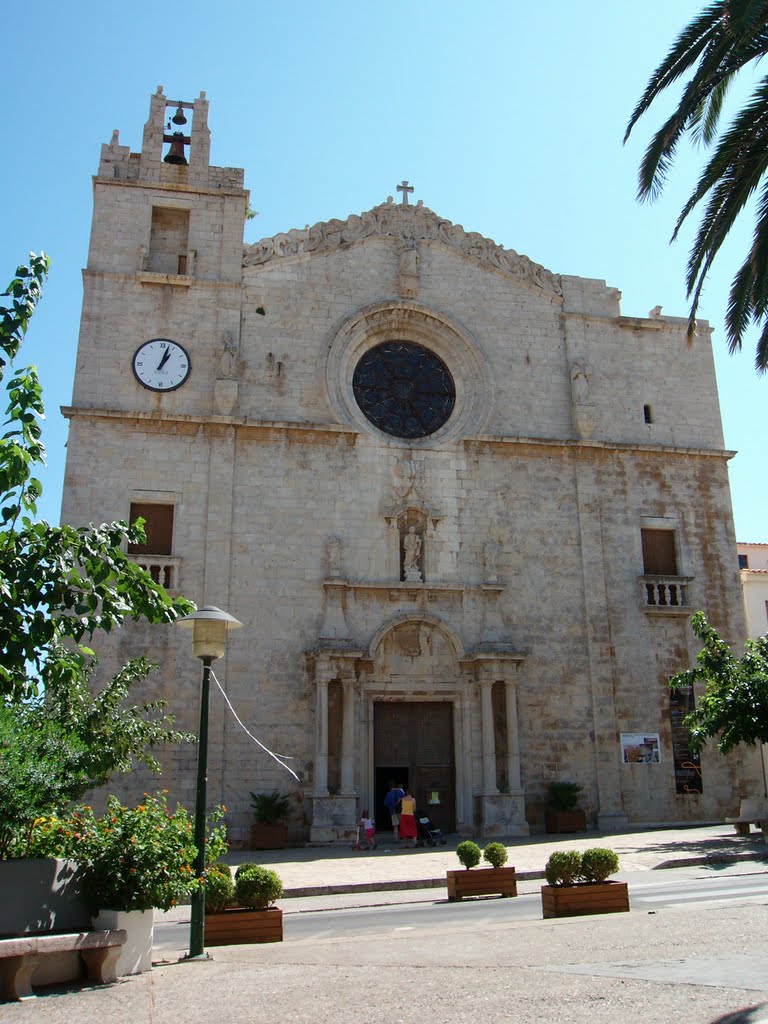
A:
[177,605,242,959]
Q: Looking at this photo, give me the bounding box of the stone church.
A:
[61,88,761,844]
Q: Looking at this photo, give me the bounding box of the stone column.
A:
[504,680,523,793]
[340,674,356,794]
[314,678,329,798]
[461,695,473,832]
[479,678,497,794]
[572,453,628,831]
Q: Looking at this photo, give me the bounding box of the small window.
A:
[738,553,749,569]
[641,528,677,575]
[128,503,174,555]
[643,404,653,424]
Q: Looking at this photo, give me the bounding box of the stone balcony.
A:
[640,574,694,614]
[131,555,180,590]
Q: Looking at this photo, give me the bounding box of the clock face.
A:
[132,339,191,392]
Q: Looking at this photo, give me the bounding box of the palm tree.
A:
[625,1,768,372]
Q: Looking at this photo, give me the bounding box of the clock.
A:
[132,339,191,392]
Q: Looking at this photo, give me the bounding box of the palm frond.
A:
[754,318,768,370]
[691,77,732,144]
[625,3,726,142]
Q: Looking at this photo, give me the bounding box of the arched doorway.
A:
[374,700,455,833]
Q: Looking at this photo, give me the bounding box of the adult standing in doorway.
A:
[384,781,405,842]
[399,789,417,848]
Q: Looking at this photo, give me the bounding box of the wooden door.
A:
[374,701,455,832]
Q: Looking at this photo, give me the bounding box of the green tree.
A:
[669,611,768,751]
[625,1,768,371]
[0,255,194,701]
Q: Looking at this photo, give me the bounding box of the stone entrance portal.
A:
[374,701,455,833]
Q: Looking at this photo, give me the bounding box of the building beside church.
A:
[60,88,762,844]
[738,542,768,640]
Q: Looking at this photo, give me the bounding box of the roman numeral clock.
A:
[132,338,191,392]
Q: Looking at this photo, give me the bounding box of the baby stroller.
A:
[416,816,447,847]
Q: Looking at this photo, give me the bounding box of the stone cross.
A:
[397,180,414,206]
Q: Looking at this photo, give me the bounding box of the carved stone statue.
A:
[483,540,499,583]
[398,243,420,299]
[403,526,422,581]
[570,361,590,404]
[326,536,342,577]
[570,360,596,439]
[217,337,239,380]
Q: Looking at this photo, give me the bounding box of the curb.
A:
[653,850,768,870]
[282,852,768,900]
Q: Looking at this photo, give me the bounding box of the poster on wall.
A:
[670,683,703,794]
[621,733,661,764]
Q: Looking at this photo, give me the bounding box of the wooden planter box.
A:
[541,881,629,919]
[204,906,283,945]
[447,867,518,901]
[545,809,587,834]
[250,823,288,850]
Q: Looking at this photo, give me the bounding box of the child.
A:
[359,810,376,850]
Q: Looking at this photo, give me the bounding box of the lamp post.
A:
[177,605,242,959]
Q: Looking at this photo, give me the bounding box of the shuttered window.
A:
[641,529,677,575]
[128,503,174,555]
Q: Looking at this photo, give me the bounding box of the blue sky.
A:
[3,1,765,540]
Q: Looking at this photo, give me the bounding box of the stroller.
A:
[416,816,447,847]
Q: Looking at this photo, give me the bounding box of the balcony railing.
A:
[131,555,180,590]
[640,574,693,611]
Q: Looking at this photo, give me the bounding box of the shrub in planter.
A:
[455,840,482,869]
[204,864,235,914]
[544,850,583,886]
[250,791,291,825]
[448,840,516,900]
[546,781,582,811]
[581,848,620,883]
[234,864,283,909]
[541,847,628,918]
[483,842,508,869]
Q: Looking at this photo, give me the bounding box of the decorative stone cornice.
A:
[243,201,562,297]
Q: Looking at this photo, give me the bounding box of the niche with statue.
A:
[399,510,426,582]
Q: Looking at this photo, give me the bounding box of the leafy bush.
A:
[456,840,482,870]
[250,791,291,825]
[546,781,583,811]
[581,848,620,883]
[483,842,508,869]
[544,850,583,886]
[204,863,235,914]
[234,864,283,908]
[80,793,200,912]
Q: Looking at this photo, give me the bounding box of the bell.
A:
[163,133,188,165]
[171,104,187,126]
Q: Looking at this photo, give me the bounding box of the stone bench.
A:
[0,929,126,1001]
[725,798,768,835]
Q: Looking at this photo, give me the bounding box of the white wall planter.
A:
[92,910,153,975]
[0,858,90,936]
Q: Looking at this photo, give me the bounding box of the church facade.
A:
[60,89,761,844]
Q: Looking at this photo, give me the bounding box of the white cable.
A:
[210,669,300,781]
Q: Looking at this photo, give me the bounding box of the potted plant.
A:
[540,847,629,918]
[249,791,291,850]
[204,863,284,945]
[545,781,587,834]
[446,840,517,901]
[82,793,205,975]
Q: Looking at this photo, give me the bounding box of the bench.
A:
[0,929,126,1001]
[725,798,767,836]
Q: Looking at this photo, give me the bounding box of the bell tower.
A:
[62,87,249,657]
